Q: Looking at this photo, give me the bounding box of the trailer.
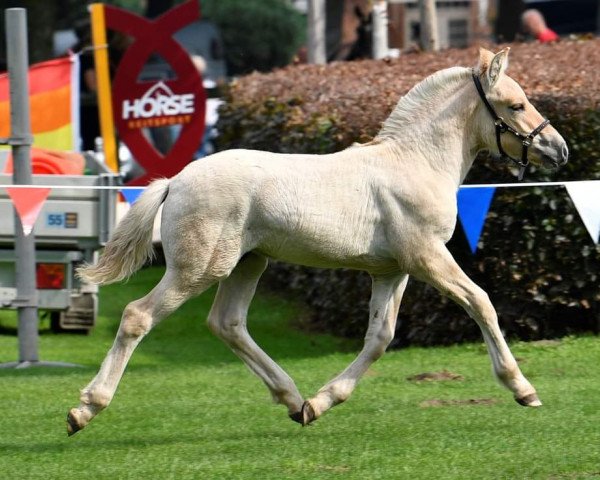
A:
[0,152,119,332]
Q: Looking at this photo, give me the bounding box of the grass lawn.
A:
[0,266,599,479]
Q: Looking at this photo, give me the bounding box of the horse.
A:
[67,48,568,435]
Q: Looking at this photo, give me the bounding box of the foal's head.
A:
[475,48,568,171]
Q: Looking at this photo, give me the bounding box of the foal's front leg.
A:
[301,274,408,425]
[413,242,540,406]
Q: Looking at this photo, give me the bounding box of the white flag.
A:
[565,181,600,244]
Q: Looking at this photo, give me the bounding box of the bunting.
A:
[565,181,600,244]
[6,187,51,236]
[0,55,80,151]
[457,187,496,253]
[120,188,144,205]
[2,180,600,248]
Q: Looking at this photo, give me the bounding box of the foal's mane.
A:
[377,66,472,139]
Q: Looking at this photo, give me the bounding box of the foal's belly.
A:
[257,245,399,273]
[253,227,399,273]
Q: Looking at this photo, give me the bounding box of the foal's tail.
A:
[77,178,170,285]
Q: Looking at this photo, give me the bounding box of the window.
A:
[410,21,421,42]
[448,19,468,48]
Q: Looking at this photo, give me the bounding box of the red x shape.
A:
[105,0,206,185]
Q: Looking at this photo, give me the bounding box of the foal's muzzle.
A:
[559,142,569,165]
[536,138,569,169]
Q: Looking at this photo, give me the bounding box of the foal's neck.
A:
[376,67,480,186]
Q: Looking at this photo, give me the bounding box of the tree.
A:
[0,0,146,66]
[0,0,57,64]
[202,0,305,76]
[372,0,389,59]
[307,0,326,64]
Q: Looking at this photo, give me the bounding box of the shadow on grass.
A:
[0,266,359,374]
[0,424,300,454]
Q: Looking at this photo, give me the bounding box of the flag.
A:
[120,188,145,205]
[0,55,80,151]
[6,187,51,236]
[457,187,496,253]
[565,181,600,244]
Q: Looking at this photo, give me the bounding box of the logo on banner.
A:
[122,82,195,129]
[105,0,206,186]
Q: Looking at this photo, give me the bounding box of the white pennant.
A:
[565,181,600,244]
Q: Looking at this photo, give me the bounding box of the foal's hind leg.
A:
[66,270,210,435]
[302,274,408,425]
[413,242,540,406]
[207,253,305,419]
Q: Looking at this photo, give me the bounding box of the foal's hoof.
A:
[289,411,304,424]
[301,400,317,426]
[66,409,83,436]
[515,393,542,407]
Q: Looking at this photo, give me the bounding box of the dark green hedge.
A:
[216,40,600,345]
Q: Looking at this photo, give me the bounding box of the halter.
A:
[472,73,550,180]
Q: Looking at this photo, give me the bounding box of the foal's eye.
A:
[509,103,525,112]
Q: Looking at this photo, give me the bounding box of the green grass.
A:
[1,266,599,479]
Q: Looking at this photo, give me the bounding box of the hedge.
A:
[216,39,600,346]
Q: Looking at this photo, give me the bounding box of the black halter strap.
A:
[472,73,550,180]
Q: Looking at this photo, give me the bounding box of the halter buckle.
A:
[522,137,532,147]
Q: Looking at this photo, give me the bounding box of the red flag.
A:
[6,187,51,236]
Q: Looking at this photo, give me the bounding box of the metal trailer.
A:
[0,152,118,332]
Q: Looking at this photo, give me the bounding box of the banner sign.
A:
[104,0,206,186]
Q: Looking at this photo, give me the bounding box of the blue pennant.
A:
[120,188,145,205]
[457,187,496,253]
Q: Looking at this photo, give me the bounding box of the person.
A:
[521,9,559,43]
[346,6,373,60]
[73,19,100,152]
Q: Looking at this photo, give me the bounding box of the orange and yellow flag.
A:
[0,55,80,151]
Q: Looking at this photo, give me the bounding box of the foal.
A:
[67,48,568,435]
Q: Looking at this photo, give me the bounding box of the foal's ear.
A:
[486,48,510,88]
[477,47,495,74]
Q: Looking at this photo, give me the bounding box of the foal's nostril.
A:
[561,143,569,164]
